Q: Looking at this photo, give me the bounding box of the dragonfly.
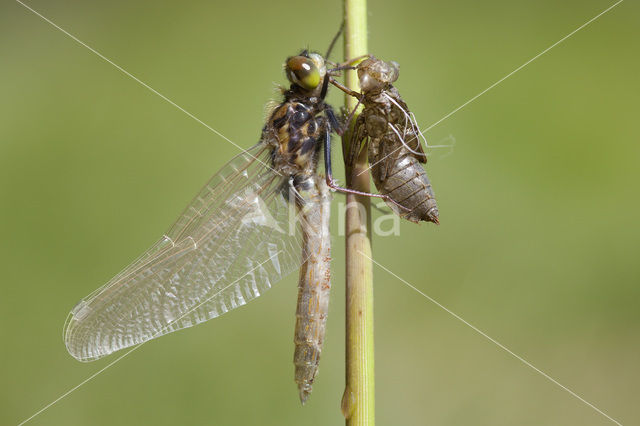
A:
[332,56,439,224]
[63,27,391,402]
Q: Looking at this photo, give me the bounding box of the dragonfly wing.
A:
[64,143,303,361]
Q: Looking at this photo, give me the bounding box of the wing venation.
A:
[64,143,307,361]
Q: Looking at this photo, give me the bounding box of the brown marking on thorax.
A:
[266,98,327,176]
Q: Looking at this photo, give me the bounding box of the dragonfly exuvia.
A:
[332,56,439,224]
[64,32,438,404]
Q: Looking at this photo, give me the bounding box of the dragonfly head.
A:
[358,57,400,93]
[285,51,327,96]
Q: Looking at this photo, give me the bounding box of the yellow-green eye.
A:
[286,56,321,90]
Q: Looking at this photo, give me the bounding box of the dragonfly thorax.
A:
[266,97,328,177]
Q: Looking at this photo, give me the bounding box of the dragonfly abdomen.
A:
[338,56,440,224]
[370,150,439,224]
[293,177,331,404]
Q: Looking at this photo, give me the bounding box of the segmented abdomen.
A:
[293,177,332,404]
[370,146,439,224]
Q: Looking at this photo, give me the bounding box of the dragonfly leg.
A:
[329,77,362,98]
[323,128,410,212]
[342,95,363,134]
[323,91,363,138]
[328,77,366,137]
[325,107,343,137]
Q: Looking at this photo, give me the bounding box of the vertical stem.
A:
[341,1,374,425]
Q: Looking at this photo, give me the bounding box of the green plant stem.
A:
[341,1,374,425]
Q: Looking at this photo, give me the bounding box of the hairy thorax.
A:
[264,96,327,178]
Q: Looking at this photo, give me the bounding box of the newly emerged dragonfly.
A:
[333,56,439,224]
[64,35,384,402]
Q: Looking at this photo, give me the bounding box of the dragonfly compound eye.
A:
[286,56,321,90]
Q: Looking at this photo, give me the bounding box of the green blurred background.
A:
[1,0,638,425]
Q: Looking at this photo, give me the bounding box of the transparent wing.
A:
[64,143,304,361]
